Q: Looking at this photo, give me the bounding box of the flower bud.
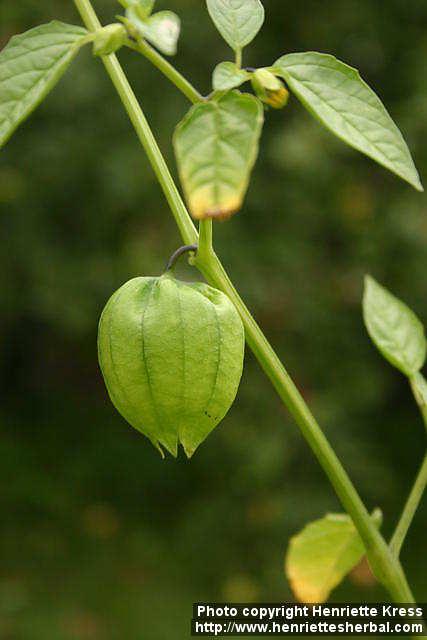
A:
[93,24,127,57]
[98,274,245,457]
[251,68,289,109]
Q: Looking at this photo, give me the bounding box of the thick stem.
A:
[125,37,203,104]
[390,453,427,557]
[73,0,417,605]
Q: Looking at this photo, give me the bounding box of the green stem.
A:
[165,243,198,272]
[390,453,427,557]
[75,0,197,245]
[388,375,427,557]
[74,0,417,605]
[200,257,414,602]
[197,219,213,263]
[235,47,242,69]
[125,37,203,104]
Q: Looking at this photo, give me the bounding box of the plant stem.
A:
[390,453,427,557]
[125,37,203,104]
[74,0,417,605]
[388,375,427,557]
[200,257,414,602]
[165,244,198,272]
[75,0,198,245]
[197,219,213,263]
[235,47,242,69]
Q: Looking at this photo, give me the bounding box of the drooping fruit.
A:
[98,274,245,457]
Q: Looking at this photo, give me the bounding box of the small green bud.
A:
[93,24,127,56]
[252,68,289,109]
[98,274,245,457]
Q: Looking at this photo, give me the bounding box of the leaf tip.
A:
[182,441,197,459]
[405,168,424,192]
[160,435,178,458]
[153,441,165,459]
[363,274,376,297]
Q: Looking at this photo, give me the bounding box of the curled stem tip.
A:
[165,244,198,272]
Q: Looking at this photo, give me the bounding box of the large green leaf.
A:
[363,276,426,376]
[286,511,381,603]
[273,52,423,191]
[212,62,250,91]
[0,21,88,148]
[206,0,264,52]
[174,91,264,220]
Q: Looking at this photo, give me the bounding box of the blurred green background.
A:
[1,1,426,638]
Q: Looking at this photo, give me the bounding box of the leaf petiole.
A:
[196,219,213,267]
[124,35,203,104]
[390,452,427,558]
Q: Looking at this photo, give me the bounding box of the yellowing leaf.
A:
[285,511,381,603]
[173,91,264,220]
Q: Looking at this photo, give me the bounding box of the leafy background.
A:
[0,0,426,638]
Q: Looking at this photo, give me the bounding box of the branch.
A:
[125,37,203,105]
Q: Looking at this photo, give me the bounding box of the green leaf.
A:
[0,21,88,149]
[285,510,381,603]
[212,62,250,91]
[363,275,426,376]
[409,372,427,432]
[206,0,265,52]
[174,91,264,220]
[126,9,180,55]
[273,52,423,191]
